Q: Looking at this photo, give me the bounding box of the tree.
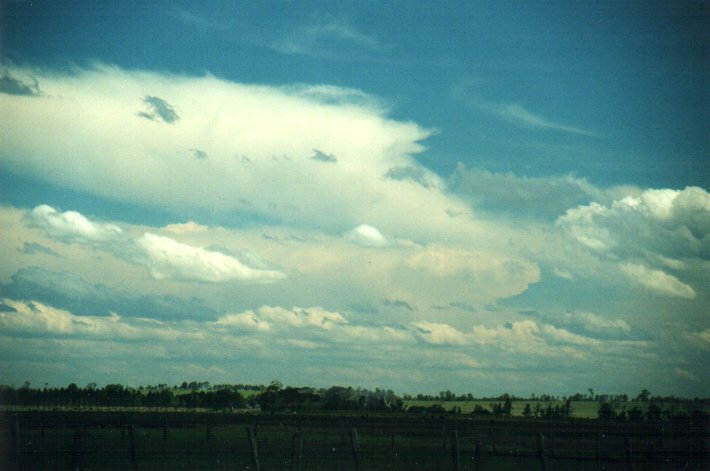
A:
[646,403,662,421]
[522,403,532,418]
[636,389,651,402]
[503,394,512,416]
[598,402,616,420]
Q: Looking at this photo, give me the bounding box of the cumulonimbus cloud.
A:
[0,63,482,243]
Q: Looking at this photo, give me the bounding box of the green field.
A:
[402,399,708,425]
[2,410,707,470]
[402,400,625,418]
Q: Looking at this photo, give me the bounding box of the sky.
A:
[0,0,708,397]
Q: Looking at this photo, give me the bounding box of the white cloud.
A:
[163,221,209,234]
[555,186,709,294]
[413,321,468,346]
[214,310,272,332]
[24,205,285,284]
[347,224,388,247]
[25,205,124,244]
[0,299,202,341]
[135,233,286,283]
[0,64,490,244]
[257,306,348,330]
[541,324,600,346]
[620,263,696,299]
[570,311,631,337]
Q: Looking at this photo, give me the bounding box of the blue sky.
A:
[0,0,708,396]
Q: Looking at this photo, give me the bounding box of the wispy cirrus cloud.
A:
[492,102,596,136]
[167,7,226,31]
[475,97,596,136]
[453,82,596,136]
[272,18,381,59]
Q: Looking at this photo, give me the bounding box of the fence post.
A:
[247,426,260,471]
[536,433,547,471]
[72,425,81,471]
[451,429,460,471]
[12,415,20,471]
[349,427,361,471]
[474,438,485,471]
[624,435,633,471]
[128,425,138,471]
[441,424,447,453]
[290,430,303,471]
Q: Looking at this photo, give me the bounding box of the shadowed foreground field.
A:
[1,410,708,470]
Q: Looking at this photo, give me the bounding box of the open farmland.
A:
[2,409,708,470]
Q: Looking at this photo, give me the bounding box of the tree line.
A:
[1,381,707,422]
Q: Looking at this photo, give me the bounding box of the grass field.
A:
[2,410,707,470]
[402,400,605,418]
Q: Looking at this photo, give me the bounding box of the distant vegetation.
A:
[1,381,707,423]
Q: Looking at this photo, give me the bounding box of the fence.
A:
[1,411,707,470]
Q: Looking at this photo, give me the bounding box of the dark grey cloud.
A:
[18,242,62,257]
[431,301,476,313]
[190,148,208,159]
[348,302,378,314]
[449,301,476,313]
[0,73,40,96]
[384,166,434,188]
[383,298,413,311]
[449,164,599,220]
[138,96,179,123]
[0,267,216,320]
[311,149,337,163]
[0,302,16,312]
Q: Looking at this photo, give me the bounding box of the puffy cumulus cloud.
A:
[256,306,348,330]
[0,299,202,341]
[558,186,710,258]
[540,324,600,346]
[23,205,285,284]
[25,205,125,244]
[135,233,286,283]
[0,64,482,242]
[556,186,709,295]
[346,224,389,247]
[620,263,696,299]
[214,311,272,332]
[413,321,468,345]
[560,311,630,339]
[0,295,668,393]
[470,320,540,347]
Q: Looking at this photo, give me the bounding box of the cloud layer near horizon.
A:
[1,63,708,396]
